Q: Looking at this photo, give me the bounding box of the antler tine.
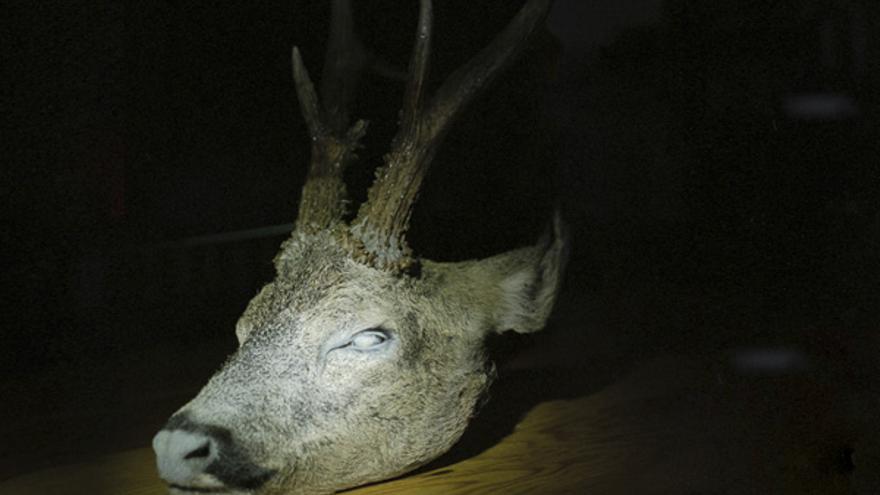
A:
[424,0,552,144]
[350,0,553,272]
[398,0,432,138]
[321,0,364,133]
[293,0,368,232]
[292,47,325,140]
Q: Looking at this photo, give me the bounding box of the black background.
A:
[2,0,879,482]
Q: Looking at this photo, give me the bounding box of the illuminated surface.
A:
[1,357,868,495]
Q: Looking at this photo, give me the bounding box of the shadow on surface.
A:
[413,335,628,475]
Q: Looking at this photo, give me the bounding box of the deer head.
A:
[152,1,565,493]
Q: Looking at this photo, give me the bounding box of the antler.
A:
[350,0,553,271]
[293,0,368,232]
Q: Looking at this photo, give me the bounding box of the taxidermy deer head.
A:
[153,0,565,493]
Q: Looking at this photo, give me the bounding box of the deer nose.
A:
[152,413,277,491]
[152,417,225,490]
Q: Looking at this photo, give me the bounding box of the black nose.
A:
[155,412,277,491]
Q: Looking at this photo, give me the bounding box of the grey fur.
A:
[153,0,565,492]
[156,222,566,494]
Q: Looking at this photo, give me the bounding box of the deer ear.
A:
[423,213,568,336]
[486,212,569,334]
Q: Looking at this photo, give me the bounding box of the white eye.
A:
[350,330,389,350]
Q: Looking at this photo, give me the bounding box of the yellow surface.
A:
[0,448,161,495]
[0,358,858,495]
[0,397,608,495]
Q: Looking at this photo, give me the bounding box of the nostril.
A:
[155,430,222,487]
[184,441,212,460]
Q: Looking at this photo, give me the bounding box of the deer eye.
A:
[349,329,390,350]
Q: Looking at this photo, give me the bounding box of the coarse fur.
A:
[153,0,565,493]
[165,222,566,495]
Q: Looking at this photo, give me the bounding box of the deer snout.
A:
[153,413,276,492]
[153,427,222,490]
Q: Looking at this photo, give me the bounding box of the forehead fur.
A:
[262,229,483,336]
[265,229,424,315]
[274,229,350,282]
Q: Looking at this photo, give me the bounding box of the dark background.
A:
[2,0,879,483]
